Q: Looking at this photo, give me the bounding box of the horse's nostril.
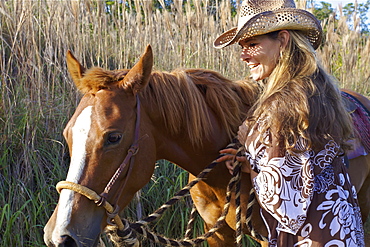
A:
[56,235,78,247]
[57,235,68,244]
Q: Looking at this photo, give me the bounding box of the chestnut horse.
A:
[44,45,370,247]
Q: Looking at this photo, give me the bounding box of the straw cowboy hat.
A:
[214,0,323,50]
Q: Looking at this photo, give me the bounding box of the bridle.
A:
[56,94,147,230]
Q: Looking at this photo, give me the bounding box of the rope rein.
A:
[109,144,267,246]
[113,155,238,246]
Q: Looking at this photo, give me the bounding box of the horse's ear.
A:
[66,50,86,84]
[122,45,153,94]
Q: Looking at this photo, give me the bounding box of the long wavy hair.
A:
[244,30,353,153]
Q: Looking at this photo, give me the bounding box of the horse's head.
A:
[44,46,156,247]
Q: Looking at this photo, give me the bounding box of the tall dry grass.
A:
[319,9,370,94]
[0,0,369,246]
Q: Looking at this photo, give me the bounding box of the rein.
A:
[110,153,238,246]
[110,146,267,247]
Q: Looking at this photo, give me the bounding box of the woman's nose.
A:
[240,49,250,62]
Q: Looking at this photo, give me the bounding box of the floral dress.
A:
[243,119,365,247]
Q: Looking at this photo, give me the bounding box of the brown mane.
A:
[77,67,259,146]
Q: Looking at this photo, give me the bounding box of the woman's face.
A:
[239,33,283,81]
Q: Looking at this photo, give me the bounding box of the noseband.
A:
[56,94,147,230]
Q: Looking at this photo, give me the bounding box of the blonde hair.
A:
[245,30,353,153]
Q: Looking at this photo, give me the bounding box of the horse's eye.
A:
[107,133,122,144]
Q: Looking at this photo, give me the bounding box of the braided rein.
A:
[109,145,267,246]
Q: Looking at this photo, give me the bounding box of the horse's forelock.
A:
[77,67,129,93]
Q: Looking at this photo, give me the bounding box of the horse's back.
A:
[342,88,370,110]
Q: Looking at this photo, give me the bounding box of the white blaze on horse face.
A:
[54,106,92,236]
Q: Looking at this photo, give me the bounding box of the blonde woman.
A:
[215,0,365,246]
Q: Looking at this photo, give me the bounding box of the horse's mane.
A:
[143,69,259,146]
[78,67,260,146]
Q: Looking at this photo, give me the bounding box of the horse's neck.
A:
[141,91,233,175]
[152,119,230,176]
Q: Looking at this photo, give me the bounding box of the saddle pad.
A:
[342,91,370,158]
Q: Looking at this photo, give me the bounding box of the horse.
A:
[44,45,370,247]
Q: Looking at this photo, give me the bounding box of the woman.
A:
[214,0,365,246]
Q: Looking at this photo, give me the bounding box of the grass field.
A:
[0,0,369,246]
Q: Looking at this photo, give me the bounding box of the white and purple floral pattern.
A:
[244,121,365,247]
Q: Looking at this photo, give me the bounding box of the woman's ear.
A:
[278,30,290,49]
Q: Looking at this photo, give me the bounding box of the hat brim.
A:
[214,8,322,50]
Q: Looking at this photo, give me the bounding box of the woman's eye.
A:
[240,43,257,50]
[107,133,122,144]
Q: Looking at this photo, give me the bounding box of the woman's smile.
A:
[239,34,281,81]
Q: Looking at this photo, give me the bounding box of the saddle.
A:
[342,91,370,160]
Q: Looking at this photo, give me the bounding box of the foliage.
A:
[310,0,370,33]
[342,0,370,33]
[312,1,334,20]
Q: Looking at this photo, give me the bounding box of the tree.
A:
[312,1,334,21]
[342,0,370,33]
[309,1,369,33]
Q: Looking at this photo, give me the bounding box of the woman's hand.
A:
[216,147,250,174]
